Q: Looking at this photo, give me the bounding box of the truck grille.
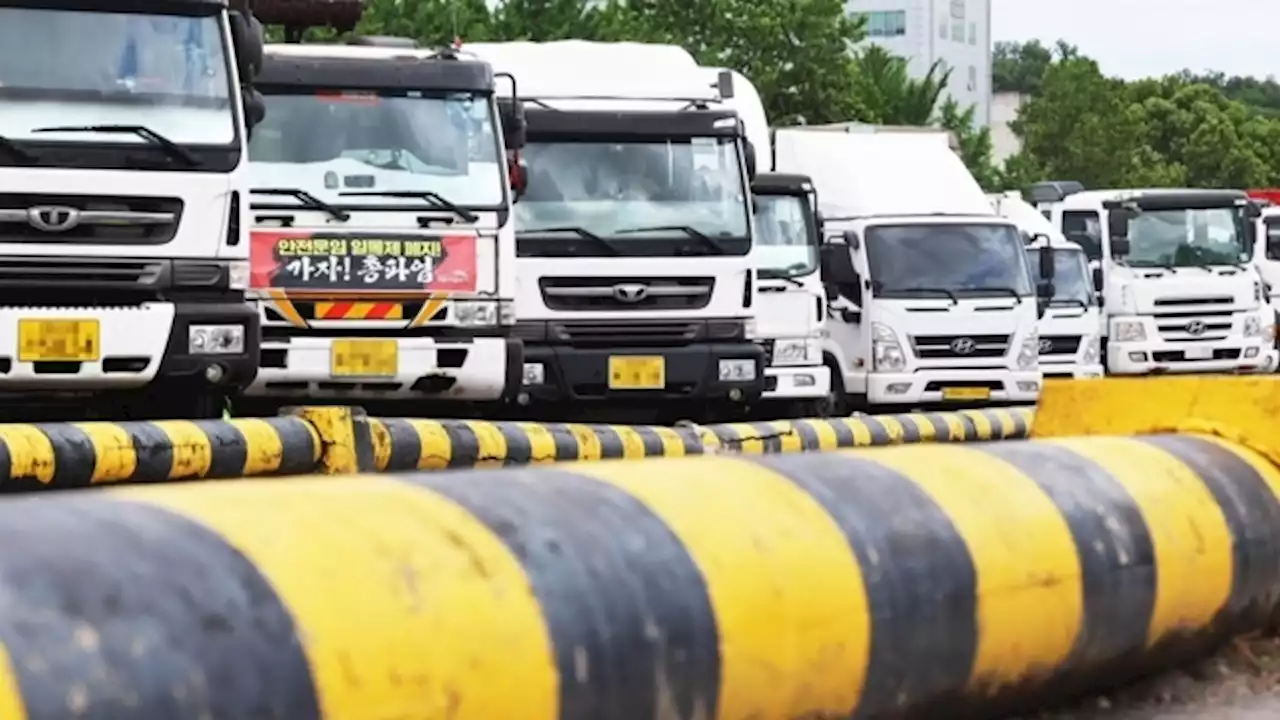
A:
[1038,335,1081,356]
[0,193,182,245]
[911,334,1010,359]
[1153,311,1234,342]
[540,276,714,311]
[551,321,701,346]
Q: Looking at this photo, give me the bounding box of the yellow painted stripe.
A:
[119,476,558,719]
[72,423,137,484]
[959,410,994,439]
[808,420,840,451]
[939,413,966,441]
[367,419,393,471]
[462,421,506,467]
[903,414,939,440]
[152,420,214,478]
[0,644,26,720]
[0,426,55,484]
[408,420,452,469]
[611,425,648,458]
[769,421,805,453]
[515,423,558,464]
[230,419,285,475]
[1048,437,1233,645]
[867,444,1082,687]
[265,289,307,327]
[409,297,448,328]
[839,417,875,446]
[571,457,870,717]
[990,409,1017,438]
[652,427,688,457]
[566,424,603,460]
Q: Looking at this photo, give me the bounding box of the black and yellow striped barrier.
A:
[0,429,1267,718]
[0,406,1033,489]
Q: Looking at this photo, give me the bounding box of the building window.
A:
[967,65,977,91]
[951,20,964,41]
[950,0,965,19]
[968,21,977,44]
[862,10,907,37]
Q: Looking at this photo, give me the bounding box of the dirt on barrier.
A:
[1020,632,1280,719]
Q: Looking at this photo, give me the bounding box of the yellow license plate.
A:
[942,386,991,401]
[330,339,398,377]
[608,355,665,390]
[18,319,100,362]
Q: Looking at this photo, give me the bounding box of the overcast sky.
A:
[992,0,1277,81]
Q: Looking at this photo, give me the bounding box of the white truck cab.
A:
[990,191,1103,379]
[463,41,764,423]
[1033,183,1276,375]
[240,30,523,413]
[750,173,831,416]
[777,128,1044,412]
[0,0,265,420]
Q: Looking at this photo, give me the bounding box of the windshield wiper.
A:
[252,188,350,222]
[614,225,730,254]
[0,135,37,163]
[762,262,813,288]
[32,124,200,167]
[762,275,806,288]
[890,286,959,304]
[339,190,478,224]
[971,286,1023,303]
[519,226,623,255]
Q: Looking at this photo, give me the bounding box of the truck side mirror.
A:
[228,12,264,81]
[1110,237,1131,257]
[814,209,826,239]
[743,140,757,180]
[1036,280,1055,298]
[1038,248,1055,279]
[242,87,266,133]
[820,243,858,285]
[508,155,528,200]
[1108,208,1133,240]
[841,229,861,250]
[1092,266,1104,290]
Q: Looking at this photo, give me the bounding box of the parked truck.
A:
[240,2,525,414]
[777,127,1047,412]
[1033,183,1275,375]
[463,41,764,423]
[0,0,265,419]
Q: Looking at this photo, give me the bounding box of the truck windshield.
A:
[1027,247,1093,305]
[867,223,1033,298]
[0,7,234,146]
[249,89,504,208]
[516,138,750,255]
[755,193,817,278]
[1121,206,1249,267]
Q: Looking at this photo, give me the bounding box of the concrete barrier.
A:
[0,406,1033,489]
[362,407,1033,471]
[0,428,1264,719]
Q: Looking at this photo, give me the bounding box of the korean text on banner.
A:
[249,231,478,293]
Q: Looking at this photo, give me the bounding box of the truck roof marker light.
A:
[314,90,379,105]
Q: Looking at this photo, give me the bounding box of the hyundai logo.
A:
[612,283,649,303]
[1184,320,1207,336]
[1037,338,1054,354]
[27,205,81,233]
[950,337,976,355]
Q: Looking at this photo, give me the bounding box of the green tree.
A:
[489,0,605,41]
[849,45,949,125]
[356,0,494,45]
[935,98,997,188]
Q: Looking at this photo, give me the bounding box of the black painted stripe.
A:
[632,426,666,456]
[43,423,97,489]
[892,415,923,442]
[1008,410,1031,438]
[857,416,893,446]
[954,413,979,441]
[747,422,785,454]
[497,424,533,466]
[978,442,1156,670]
[829,419,857,448]
[1138,435,1280,631]
[410,468,720,720]
[593,426,626,459]
[790,420,823,451]
[267,418,320,476]
[746,452,977,718]
[378,418,423,472]
[540,424,581,461]
[707,423,740,450]
[0,494,319,718]
[193,420,250,478]
[0,434,12,488]
[920,414,954,441]
[129,422,175,483]
[674,425,707,455]
[440,421,481,467]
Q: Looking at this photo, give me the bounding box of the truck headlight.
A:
[772,338,816,366]
[1244,315,1264,337]
[455,301,498,326]
[189,324,245,355]
[872,322,905,371]
[1082,335,1101,363]
[1017,333,1039,370]
[1112,320,1146,342]
[498,300,516,326]
[228,261,250,290]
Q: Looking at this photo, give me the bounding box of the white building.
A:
[846,0,992,126]
[990,91,1026,163]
